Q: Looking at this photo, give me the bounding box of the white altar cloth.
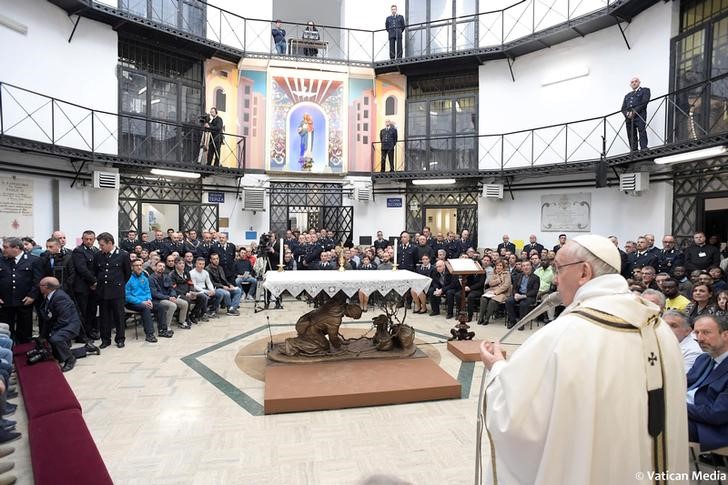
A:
[263,270,432,299]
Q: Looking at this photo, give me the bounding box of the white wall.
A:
[0,0,118,154]
[0,150,119,244]
[478,1,675,168]
[205,174,268,247]
[0,0,118,112]
[344,177,406,243]
[477,179,673,251]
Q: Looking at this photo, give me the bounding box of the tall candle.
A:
[279,238,284,266]
[393,240,397,266]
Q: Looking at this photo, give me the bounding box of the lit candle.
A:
[279,238,284,266]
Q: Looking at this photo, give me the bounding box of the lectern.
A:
[445,259,485,341]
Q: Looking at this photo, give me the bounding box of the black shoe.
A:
[74,337,87,344]
[99,341,111,349]
[1,419,16,430]
[158,330,173,338]
[116,342,125,348]
[517,325,524,331]
[445,314,454,319]
[60,357,76,372]
[85,343,101,355]
[145,334,158,343]
[2,404,16,417]
[429,311,439,316]
[0,430,20,444]
[178,321,191,329]
[89,331,100,340]
[4,391,16,400]
[189,316,198,324]
[226,309,240,316]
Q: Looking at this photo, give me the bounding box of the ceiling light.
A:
[411,178,456,185]
[654,146,727,165]
[151,169,201,179]
[541,65,590,87]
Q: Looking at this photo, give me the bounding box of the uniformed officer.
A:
[385,4,406,59]
[213,232,237,281]
[304,234,324,269]
[94,232,131,349]
[396,231,416,271]
[72,230,100,340]
[657,235,684,276]
[39,237,75,293]
[0,237,41,342]
[379,119,398,172]
[38,276,99,372]
[621,77,651,151]
[119,230,139,253]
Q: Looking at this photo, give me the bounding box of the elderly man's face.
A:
[553,242,590,306]
[665,313,692,341]
[630,77,641,90]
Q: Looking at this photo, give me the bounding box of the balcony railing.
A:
[0,82,245,172]
[94,0,623,65]
[371,72,728,174]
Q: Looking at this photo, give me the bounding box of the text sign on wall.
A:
[208,192,225,203]
[0,176,33,237]
[540,193,591,232]
[386,198,402,208]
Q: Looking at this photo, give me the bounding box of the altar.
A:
[262,269,432,299]
[260,270,460,414]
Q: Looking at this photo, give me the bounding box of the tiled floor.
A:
[61,299,534,485]
[11,299,724,484]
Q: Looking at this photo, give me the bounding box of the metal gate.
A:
[269,182,353,245]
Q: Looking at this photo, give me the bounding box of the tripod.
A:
[253,255,283,313]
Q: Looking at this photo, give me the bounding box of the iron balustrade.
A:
[95,0,620,65]
[0,82,246,171]
[370,71,728,174]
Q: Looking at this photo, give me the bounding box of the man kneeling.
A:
[38,277,100,372]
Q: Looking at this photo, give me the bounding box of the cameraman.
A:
[205,107,224,166]
[38,277,99,372]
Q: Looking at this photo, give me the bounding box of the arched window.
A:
[385,96,397,116]
[215,88,227,112]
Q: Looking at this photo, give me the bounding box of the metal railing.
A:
[0,82,245,171]
[98,0,619,65]
[371,72,728,173]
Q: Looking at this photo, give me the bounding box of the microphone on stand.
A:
[474,292,562,484]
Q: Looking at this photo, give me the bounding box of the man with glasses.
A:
[479,234,688,484]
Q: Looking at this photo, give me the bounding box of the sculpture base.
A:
[264,355,461,414]
[266,336,417,364]
[447,339,483,362]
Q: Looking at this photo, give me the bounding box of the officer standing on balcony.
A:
[379,119,398,172]
[386,5,406,59]
[621,77,651,151]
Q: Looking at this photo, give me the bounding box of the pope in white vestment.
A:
[480,235,689,485]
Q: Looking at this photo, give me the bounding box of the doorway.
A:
[424,207,458,236]
[141,203,179,234]
[703,196,728,250]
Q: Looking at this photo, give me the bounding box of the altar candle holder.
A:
[277,264,284,272]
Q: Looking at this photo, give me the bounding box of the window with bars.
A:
[118,38,205,164]
[681,0,728,31]
[670,0,728,143]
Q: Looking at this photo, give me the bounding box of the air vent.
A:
[482,184,504,199]
[242,188,266,212]
[354,186,372,202]
[92,171,119,189]
[619,172,650,192]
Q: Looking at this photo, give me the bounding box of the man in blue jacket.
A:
[687,314,728,451]
[125,260,159,343]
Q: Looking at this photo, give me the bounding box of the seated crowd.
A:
[4,226,728,456]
